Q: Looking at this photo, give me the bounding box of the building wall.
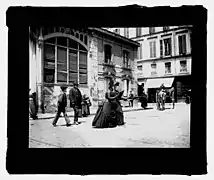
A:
[137,57,191,79]
[29,39,37,93]
[29,27,139,113]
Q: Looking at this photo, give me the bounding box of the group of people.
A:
[52,82,91,126]
[29,81,92,126]
[52,80,126,128]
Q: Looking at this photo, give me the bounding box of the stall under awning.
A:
[145,77,174,89]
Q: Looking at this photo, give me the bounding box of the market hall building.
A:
[29,27,140,112]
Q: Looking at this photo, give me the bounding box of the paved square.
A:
[29,104,190,148]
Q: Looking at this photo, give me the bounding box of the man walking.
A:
[52,86,71,127]
[69,81,82,125]
[129,90,134,108]
[171,87,175,109]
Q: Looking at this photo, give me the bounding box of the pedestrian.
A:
[171,87,175,109]
[129,90,134,108]
[29,89,38,120]
[52,86,71,127]
[82,94,91,117]
[69,81,82,125]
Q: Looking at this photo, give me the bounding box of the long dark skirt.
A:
[115,104,125,126]
[92,102,117,128]
[29,98,37,119]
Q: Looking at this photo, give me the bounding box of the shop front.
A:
[174,75,191,102]
[144,77,175,103]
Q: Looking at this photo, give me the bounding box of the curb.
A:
[33,107,144,120]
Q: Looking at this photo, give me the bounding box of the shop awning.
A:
[145,77,174,89]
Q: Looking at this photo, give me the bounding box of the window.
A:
[163,38,172,56]
[137,65,142,71]
[160,38,172,57]
[124,28,129,38]
[149,41,156,58]
[180,60,187,72]
[163,26,170,31]
[137,65,143,75]
[149,27,155,34]
[104,45,112,63]
[151,63,157,75]
[44,43,55,83]
[44,37,88,85]
[178,35,187,55]
[123,50,130,68]
[136,28,142,37]
[165,62,171,74]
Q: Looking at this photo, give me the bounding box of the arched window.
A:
[44,37,87,85]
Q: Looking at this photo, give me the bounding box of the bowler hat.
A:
[60,86,67,91]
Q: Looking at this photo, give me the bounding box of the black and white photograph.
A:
[6,5,207,175]
[29,26,192,148]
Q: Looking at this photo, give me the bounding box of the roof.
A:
[88,28,140,47]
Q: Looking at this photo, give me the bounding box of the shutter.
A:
[149,41,152,58]
[153,41,156,57]
[160,40,163,57]
[140,44,143,59]
[169,38,172,55]
[183,35,187,54]
[178,36,182,54]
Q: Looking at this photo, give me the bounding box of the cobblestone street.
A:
[29,104,190,148]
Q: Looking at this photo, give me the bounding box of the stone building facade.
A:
[29,27,139,112]
[105,26,192,102]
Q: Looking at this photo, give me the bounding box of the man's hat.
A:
[60,86,67,91]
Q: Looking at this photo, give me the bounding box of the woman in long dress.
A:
[92,82,125,128]
[113,82,125,126]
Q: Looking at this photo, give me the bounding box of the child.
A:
[52,86,71,127]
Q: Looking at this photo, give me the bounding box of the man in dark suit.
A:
[69,81,82,125]
[171,87,175,109]
[52,86,71,127]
